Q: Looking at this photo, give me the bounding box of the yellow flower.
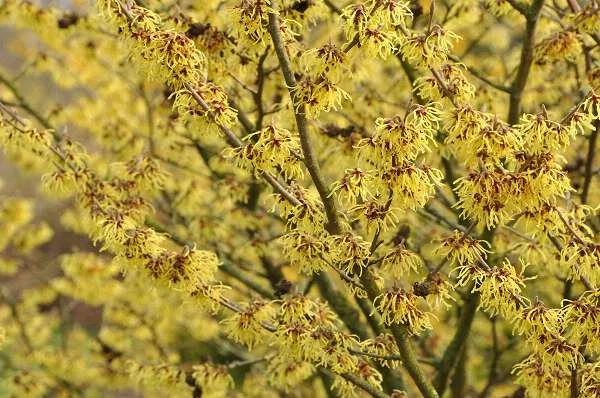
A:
[373,287,434,334]
[223,299,274,348]
[534,31,581,65]
[564,108,594,135]
[173,82,238,130]
[269,182,326,231]
[516,112,574,155]
[360,27,398,59]
[455,166,515,228]
[244,125,303,179]
[350,199,400,231]
[355,359,384,391]
[359,333,400,368]
[541,334,583,372]
[513,355,571,398]
[374,0,413,29]
[473,259,530,319]
[561,240,600,287]
[143,247,220,289]
[301,43,349,82]
[356,107,437,166]
[266,356,315,391]
[330,168,376,204]
[511,151,572,209]
[380,161,441,210]
[400,25,460,68]
[580,362,600,398]
[416,63,475,103]
[280,230,329,274]
[192,363,234,398]
[562,291,600,351]
[513,299,562,337]
[292,76,351,119]
[452,263,486,287]
[230,0,273,45]
[419,272,455,309]
[342,3,371,41]
[380,245,423,279]
[583,90,600,116]
[444,105,488,147]
[573,3,600,35]
[330,233,370,276]
[444,106,521,166]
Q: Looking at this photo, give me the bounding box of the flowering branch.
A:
[266,7,342,234]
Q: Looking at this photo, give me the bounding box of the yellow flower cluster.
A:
[415,63,476,104]
[374,287,435,334]
[223,299,274,348]
[292,75,352,119]
[230,0,273,45]
[380,244,423,279]
[471,260,530,319]
[280,230,329,274]
[227,124,303,179]
[342,0,412,59]
[444,106,521,166]
[436,229,490,266]
[534,31,581,65]
[276,294,370,378]
[401,25,461,68]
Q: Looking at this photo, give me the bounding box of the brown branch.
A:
[478,318,502,398]
[505,0,529,15]
[253,48,270,130]
[581,120,599,204]
[433,290,480,395]
[430,68,459,107]
[507,0,545,125]
[323,0,343,15]
[556,207,587,245]
[570,361,581,398]
[266,9,342,234]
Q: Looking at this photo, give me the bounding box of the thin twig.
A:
[0,72,56,136]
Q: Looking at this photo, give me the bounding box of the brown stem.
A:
[570,363,580,398]
[581,120,599,204]
[433,291,480,395]
[449,345,467,398]
[507,0,545,125]
[478,318,501,398]
[505,0,529,15]
[266,9,342,234]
